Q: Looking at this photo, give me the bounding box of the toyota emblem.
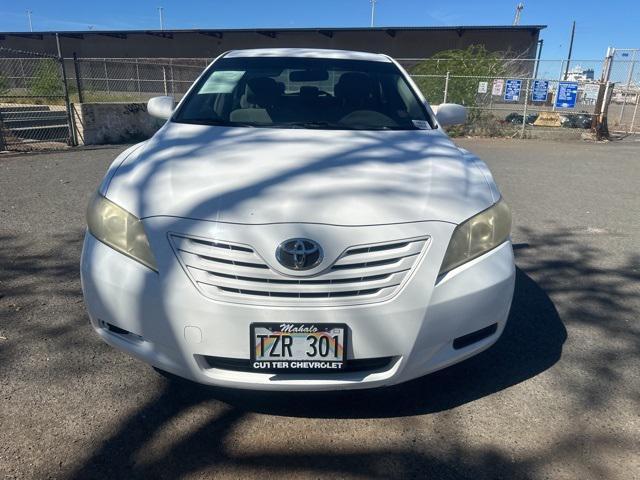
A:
[276,238,323,271]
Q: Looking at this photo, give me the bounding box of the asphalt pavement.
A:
[0,138,638,479]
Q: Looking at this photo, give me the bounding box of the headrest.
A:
[334,72,374,103]
[300,86,319,100]
[246,77,280,106]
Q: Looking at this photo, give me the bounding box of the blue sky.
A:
[0,0,637,60]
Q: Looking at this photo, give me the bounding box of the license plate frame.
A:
[250,323,348,372]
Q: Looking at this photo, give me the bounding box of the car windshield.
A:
[173,56,434,130]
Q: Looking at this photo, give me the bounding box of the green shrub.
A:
[30,59,64,97]
[411,45,508,108]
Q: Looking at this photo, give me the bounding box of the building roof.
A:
[0,25,546,38]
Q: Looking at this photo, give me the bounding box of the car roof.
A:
[223,48,392,63]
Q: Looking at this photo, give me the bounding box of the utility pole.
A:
[563,21,576,80]
[27,10,33,32]
[533,39,544,79]
[513,2,524,26]
[158,7,165,30]
[370,0,377,28]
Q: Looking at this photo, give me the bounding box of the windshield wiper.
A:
[174,118,256,128]
[281,121,343,129]
[281,121,414,131]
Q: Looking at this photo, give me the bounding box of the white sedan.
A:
[81,48,515,390]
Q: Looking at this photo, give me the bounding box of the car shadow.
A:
[67,264,568,479]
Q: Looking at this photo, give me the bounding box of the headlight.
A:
[439,198,511,275]
[86,193,158,271]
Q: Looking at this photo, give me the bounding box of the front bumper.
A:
[80,218,515,391]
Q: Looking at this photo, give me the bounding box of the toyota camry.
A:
[81,48,515,390]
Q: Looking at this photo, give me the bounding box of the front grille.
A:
[170,234,428,306]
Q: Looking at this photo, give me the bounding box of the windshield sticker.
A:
[199,71,245,94]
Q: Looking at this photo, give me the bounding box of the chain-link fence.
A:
[0,47,74,150]
[64,56,613,138]
[399,52,639,136]
[397,58,607,137]
[607,49,639,134]
[67,57,210,103]
[1,50,636,150]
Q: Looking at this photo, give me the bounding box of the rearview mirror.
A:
[290,70,329,82]
[435,103,467,127]
[147,96,175,120]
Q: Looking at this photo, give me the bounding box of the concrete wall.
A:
[0,26,544,60]
[73,102,162,145]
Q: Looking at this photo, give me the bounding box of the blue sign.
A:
[531,80,549,102]
[504,79,522,101]
[555,82,578,108]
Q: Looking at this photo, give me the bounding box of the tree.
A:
[410,45,509,108]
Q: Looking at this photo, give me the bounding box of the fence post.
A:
[162,66,168,95]
[593,81,614,140]
[73,52,84,103]
[103,60,110,93]
[591,48,615,138]
[170,59,175,96]
[56,34,77,146]
[0,114,6,152]
[618,50,637,125]
[18,58,26,89]
[521,78,530,139]
[443,71,450,103]
[629,93,639,134]
[601,47,614,84]
[135,59,141,96]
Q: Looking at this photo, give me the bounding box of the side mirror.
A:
[147,96,175,120]
[435,103,467,127]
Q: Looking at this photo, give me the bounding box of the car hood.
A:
[104,122,496,226]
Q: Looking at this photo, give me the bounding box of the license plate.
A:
[250,323,347,372]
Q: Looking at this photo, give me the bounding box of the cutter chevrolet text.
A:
[81,48,515,390]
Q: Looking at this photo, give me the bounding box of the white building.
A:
[566,65,595,82]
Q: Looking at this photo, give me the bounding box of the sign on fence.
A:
[504,79,522,101]
[555,82,579,108]
[583,83,600,101]
[477,81,488,94]
[492,79,504,96]
[531,80,549,102]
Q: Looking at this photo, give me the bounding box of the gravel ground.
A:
[0,138,638,480]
